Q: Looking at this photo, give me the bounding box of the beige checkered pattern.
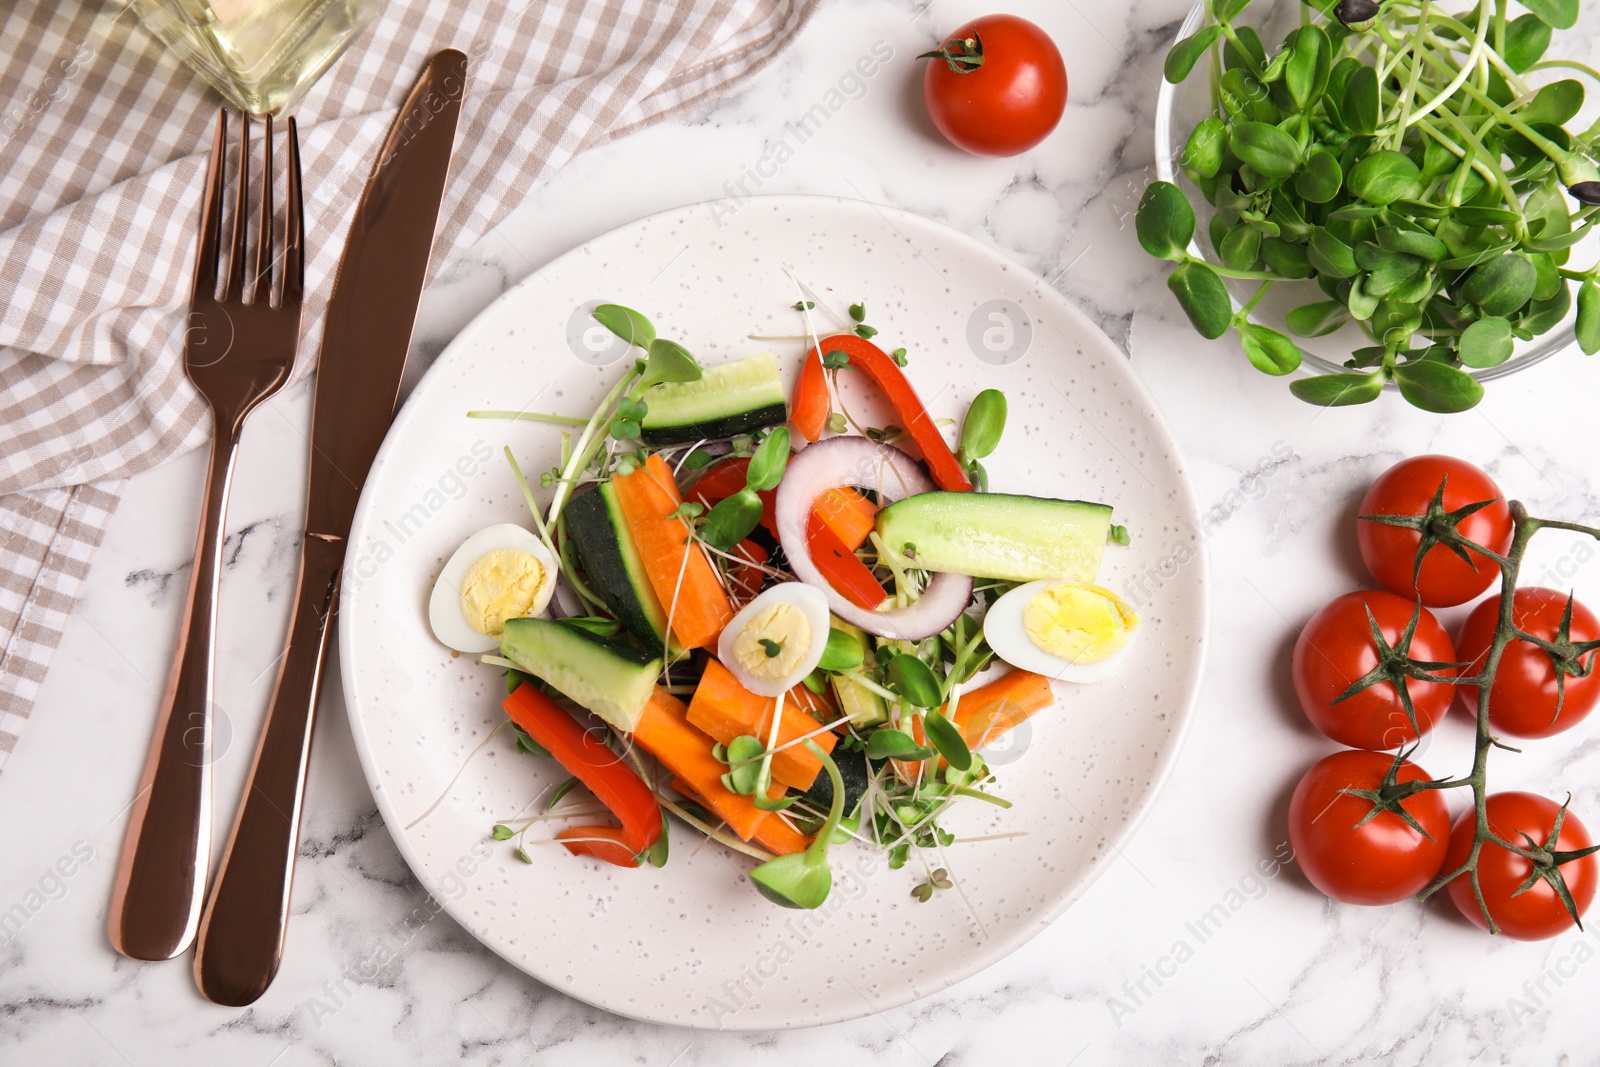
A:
[0,0,816,772]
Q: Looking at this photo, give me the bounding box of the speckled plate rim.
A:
[338,193,1211,1030]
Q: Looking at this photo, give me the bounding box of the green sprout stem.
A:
[1410,501,1600,933]
[546,366,641,526]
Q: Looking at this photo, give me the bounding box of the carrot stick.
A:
[670,776,810,855]
[613,454,735,649]
[952,670,1056,749]
[893,670,1056,779]
[813,487,876,550]
[750,810,813,856]
[633,688,768,841]
[787,678,836,720]
[686,659,836,791]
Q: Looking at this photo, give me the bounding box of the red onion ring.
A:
[774,436,973,640]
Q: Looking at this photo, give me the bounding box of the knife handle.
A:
[193,532,343,1006]
[108,424,240,961]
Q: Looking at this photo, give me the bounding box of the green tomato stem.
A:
[1413,504,1600,932]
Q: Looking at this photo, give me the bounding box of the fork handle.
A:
[109,421,240,960]
[193,531,344,1006]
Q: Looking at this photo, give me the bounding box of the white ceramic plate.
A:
[338,195,1208,1030]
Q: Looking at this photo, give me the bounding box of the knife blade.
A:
[193,48,466,1007]
[306,48,467,539]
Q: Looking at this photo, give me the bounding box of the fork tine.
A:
[225,114,250,299]
[251,113,274,304]
[281,117,304,309]
[191,110,228,303]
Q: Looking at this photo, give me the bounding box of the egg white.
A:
[428,524,558,654]
[982,579,1139,684]
[716,582,832,697]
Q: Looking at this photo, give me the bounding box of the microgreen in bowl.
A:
[1141,0,1600,412]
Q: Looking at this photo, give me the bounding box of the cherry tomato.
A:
[921,15,1067,157]
[1292,590,1459,749]
[1357,455,1512,607]
[1288,750,1450,905]
[1444,792,1597,940]
[1455,587,1600,739]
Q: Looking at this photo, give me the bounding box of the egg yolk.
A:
[1022,583,1137,665]
[458,548,547,636]
[730,602,812,683]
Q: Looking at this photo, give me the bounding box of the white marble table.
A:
[8,0,1600,1062]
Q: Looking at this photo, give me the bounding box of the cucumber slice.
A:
[831,673,889,726]
[640,352,787,444]
[875,491,1113,583]
[501,618,662,731]
[566,483,678,653]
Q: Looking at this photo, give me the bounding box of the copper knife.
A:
[193,48,466,1006]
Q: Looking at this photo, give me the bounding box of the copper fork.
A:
[109,110,305,962]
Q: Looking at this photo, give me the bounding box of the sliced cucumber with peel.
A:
[640,352,787,444]
[566,483,681,655]
[501,618,661,732]
[875,491,1113,583]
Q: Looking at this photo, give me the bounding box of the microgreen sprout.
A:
[546,775,580,812]
[610,397,648,442]
[911,868,954,902]
[957,388,1007,492]
[701,427,791,550]
[748,742,848,909]
[818,627,866,672]
[1142,0,1600,411]
[513,724,549,757]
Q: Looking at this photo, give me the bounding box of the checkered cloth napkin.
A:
[0,0,815,773]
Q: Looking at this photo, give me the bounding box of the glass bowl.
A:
[1152,0,1590,384]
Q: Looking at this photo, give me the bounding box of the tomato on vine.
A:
[1456,587,1600,739]
[1443,792,1599,941]
[919,15,1067,157]
[1292,590,1460,750]
[1357,455,1512,608]
[1288,750,1450,906]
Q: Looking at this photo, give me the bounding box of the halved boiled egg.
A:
[983,580,1139,684]
[428,524,558,654]
[717,582,830,697]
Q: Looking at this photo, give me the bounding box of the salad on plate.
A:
[423,295,1135,911]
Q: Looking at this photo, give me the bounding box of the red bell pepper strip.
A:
[688,457,779,535]
[791,346,830,442]
[687,457,752,503]
[502,682,661,868]
[807,512,886,611]
[805,334,973,491]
